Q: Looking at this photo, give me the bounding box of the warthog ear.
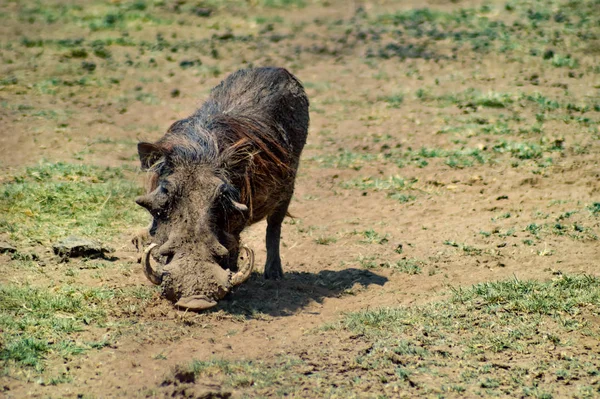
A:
[138,142,164,170]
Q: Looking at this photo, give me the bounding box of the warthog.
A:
[135,67,309,310]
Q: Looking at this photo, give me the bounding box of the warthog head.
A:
[135,139,254,311]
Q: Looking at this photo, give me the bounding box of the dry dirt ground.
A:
[1,0,599,398]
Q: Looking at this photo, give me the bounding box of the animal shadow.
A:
[212,268,388,317]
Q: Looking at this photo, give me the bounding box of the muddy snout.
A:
[142,243,254,311]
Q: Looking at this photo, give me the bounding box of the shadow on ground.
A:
[212,268,388,317]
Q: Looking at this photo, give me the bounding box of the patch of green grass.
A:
[399,147,490,169]
[254,15,284,24]
[0,162,146,245]
[342,175,414,192]
[388,193,416,203]
[357,256,424,274]
[522,93,561,112]
[378,93,404,108]
[309,150,379,171]
[258,0,307,8]
[498,228,516,238]
[165,275,600,396]
[412,88,515,109]
[357,255,378,269]
[444,240,483,256]
[16,3,83,24]
[134,91,160,105]
[550,54,579,69]
[86,5,173,31]
[314,236,337,245]
[392,258,424,275]
[493,212,512,221]
[492,140,548,160]
[524,215,598,241]
[303,80,331,93]
[553,222,598,241]
[340,275,600,391]
[376,8,455,27]
[566,102,589,113]
[372,6,517,56]
[480,120,512,135]
[1,337,49,370]
[451,275,600,315]
[0,285,108,371]
[188,356,305,393]
[0,76,18,86]
[342,175,419,204]
[473,91,514,108]
[360,229,389,245]
[14,1,172,30]
[0,283,156,371]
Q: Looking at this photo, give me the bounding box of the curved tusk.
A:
[231,200,248,212]
[143,243,163,285]
[230,245,255,286]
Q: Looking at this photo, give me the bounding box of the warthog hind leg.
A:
[264,194,292,279]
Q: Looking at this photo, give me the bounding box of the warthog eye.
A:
[136,181,174,219]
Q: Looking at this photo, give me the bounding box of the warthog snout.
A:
[142,243,255,310]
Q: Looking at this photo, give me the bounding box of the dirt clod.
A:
[52,236,111,259]
[0,241,17,254]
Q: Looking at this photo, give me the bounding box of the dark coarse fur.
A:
[167,67,308,223]
[137,67,309,303]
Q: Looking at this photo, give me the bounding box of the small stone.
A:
[53,236,111,259]
[0,241,17,254]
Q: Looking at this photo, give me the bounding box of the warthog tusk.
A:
[230,245,255,286]
[143,243,163,285]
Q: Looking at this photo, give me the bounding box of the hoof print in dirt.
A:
[0,241,17,254]
[53,236,113,260]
